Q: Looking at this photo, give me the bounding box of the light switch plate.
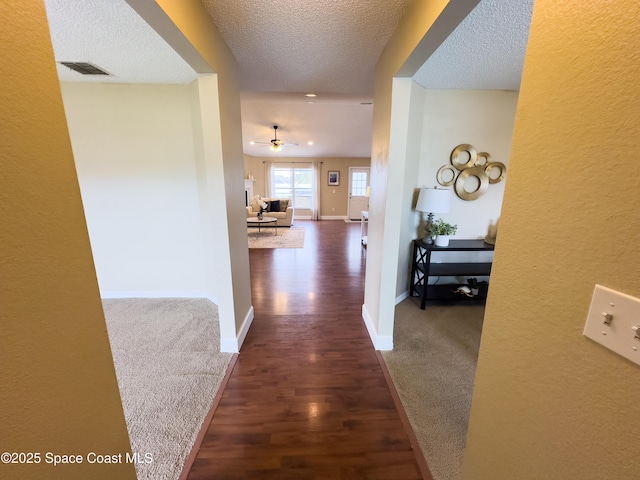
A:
[583,284,640,366]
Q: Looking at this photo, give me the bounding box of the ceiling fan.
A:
[253,125,298,152]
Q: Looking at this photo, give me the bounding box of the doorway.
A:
[348,167,370,220]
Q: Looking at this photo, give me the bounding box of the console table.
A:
[410,239,494,309]
[360,211,368,246]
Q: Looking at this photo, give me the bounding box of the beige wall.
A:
[320,158,370,218]
[243,154,267,197]
[0,2,135,478]
[244,154,370,218]
[463,1,640,479]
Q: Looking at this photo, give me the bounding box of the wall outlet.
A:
[583,284,640,366]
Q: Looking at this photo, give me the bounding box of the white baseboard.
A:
[376,335,393,351]
[361,304,394,351]
[395,290,409,305]
[320,215,348,221]
[361,304,375,347]
[100,291,218,304]
[220,305,254,353]
[219,337,237,353]
[237,306,254,350]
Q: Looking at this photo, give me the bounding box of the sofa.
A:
[246,196,294,227]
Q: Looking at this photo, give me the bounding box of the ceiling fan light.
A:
[270,144,282,152]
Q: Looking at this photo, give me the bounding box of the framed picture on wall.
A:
[328,171,340,186]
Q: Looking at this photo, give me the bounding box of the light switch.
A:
[583,284,640,366]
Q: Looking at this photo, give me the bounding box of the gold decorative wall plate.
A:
[436,165,456,186]
[437,144,507,200]
[455,166,489,200]
[485,162,506,184]
[450,144,477,170]
[476,152,491,167]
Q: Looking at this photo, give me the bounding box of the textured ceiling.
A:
[413,0,533,90]
[44,0,196,84]
[43,0,532,158]
[201,0,413,94]
[200,0,413,157]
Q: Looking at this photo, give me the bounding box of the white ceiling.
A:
[44,0,533,158]
[241,92,375,158]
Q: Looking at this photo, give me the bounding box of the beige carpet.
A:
[382,299,484,480]
[247,225,305,248]
[103,298,233,480]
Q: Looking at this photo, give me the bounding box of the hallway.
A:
[186,220,429,479]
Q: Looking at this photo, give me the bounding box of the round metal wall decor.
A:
[455,166,489,201]
[485,162,506,184]
[450,144,477,170]
[476,152,491,167]
[436,165,456,186]
[436,144,507,200]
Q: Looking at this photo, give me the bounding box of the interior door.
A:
[348,167,370,220]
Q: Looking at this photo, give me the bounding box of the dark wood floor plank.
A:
[187,220,429,479]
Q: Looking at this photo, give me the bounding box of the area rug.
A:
[381,300,484,480]
[103,298,233,480]
[247,225,305,248]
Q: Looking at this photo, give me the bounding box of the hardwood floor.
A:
[186,220,429,479]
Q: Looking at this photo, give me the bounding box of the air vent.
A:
[59,62,110,76]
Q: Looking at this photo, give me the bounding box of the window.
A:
[272,165,313,209]
[351,171,368,196]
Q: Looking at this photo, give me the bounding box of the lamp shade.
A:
[416,187,450,213]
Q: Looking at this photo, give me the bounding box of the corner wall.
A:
[365,0,480,349]
[395,89,518,298]
[128,0,252,352]
[0,2,135,478]
[463,1,640,478]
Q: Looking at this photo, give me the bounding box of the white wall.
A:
[396,89,519,298]
[419,89,518,238]
[60,82,208,298]
[365,0,481,351]
[396,80,426,301]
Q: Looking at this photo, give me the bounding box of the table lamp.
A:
[415,187,451,243]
